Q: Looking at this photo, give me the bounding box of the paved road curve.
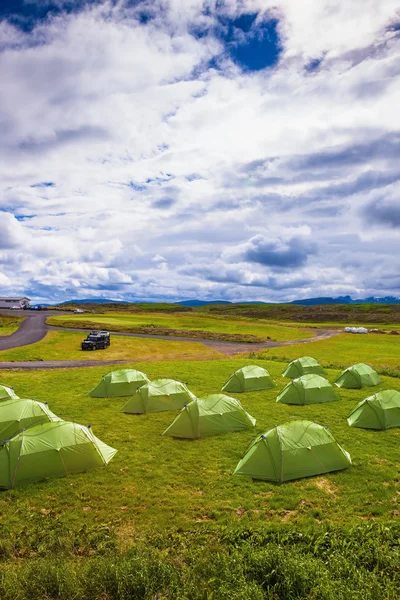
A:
[0,312,48,351]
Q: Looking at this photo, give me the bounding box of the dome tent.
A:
[334,363,382,389]
[0,384,19,402]
[89,369,149,398]
[277,374,339,405]
[347,390,400,430]
[163,394,256,439]
[0,398,61,443]
[0,421,117,489]
[282,356,325,378]
[233,420,351,483]
[122,379,196,414]
[221,365,274,393]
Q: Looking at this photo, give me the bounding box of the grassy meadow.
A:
[0,330,222,363]
[0,315,23,336]
[255,332,400,374]
[0,308,399,598]
[58,300,400,325]
[47,311,313,342]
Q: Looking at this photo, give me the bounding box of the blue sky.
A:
[0,0,399,303]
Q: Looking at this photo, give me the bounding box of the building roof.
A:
[0,297,30,301]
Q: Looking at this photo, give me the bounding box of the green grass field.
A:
[0,315,23,336]
[0,330,222,362]
[1,359,398,535]
[0,312,399,598]
[47,312,313,342]
[255,332,400,374]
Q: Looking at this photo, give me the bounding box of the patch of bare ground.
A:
[116,521,136,551]
[254,491,273,499]
[314,477,338,495]
[194,515,214,522]
[374,457,388,464]
[281,510,299,522]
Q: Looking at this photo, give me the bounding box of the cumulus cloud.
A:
[0,0,399,302]
[242,234,316,268]
[363,197,400,228]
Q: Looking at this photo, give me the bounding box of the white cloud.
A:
[0,0,399,302]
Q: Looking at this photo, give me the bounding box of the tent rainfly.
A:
[347,389,400,430]
[222,365,274,393]
[282,356,325,378]
[0,398,61,443]
[0,421,117,489]
[88,369,149,397]
[0,384,19,402]
[277,374,339,405]
[334,363,382,389]
[233,420,351,482]
[163,393,256,439]
[122,379,197,414]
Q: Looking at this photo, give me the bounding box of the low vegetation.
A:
[47,312,313,342]
[0,315,23,336]
[205,302,400,324]
[0,522,399,599]
[0,330,222,362]
[58,301,400,324]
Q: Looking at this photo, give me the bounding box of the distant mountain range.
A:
[177,296,400,306]
[290,296,400,306]
[58,298,129,305]
[49,296,400,306]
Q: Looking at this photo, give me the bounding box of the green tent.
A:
[0,398,61,443]
[222,365,274,393]
[163,394,256,439]
[0,384,19,402]
[0,421,117,489]
[283,356,325,378]
[334,363,382,389]
[234,420,351,482]
[89,369,149,397]
[122,379,197,414]
[347,389,400,430]
[277,374,339,405]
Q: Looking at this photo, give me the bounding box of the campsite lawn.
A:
[254,332,400,374]
[47,312,313,342]
[0,330,222,362]
[1,357,399,554]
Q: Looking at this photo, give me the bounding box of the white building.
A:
[0,297,30,309]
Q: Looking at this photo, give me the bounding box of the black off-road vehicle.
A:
[81,330,111,351]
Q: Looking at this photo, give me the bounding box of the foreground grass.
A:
[47,312,312,342]
[0,353,399,598]
[0,523,399,599]
[255,332,400,374]
[0,315,23,336]
[0,330,222,362]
